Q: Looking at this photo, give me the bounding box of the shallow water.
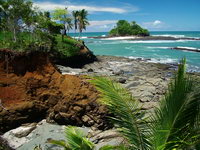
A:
[69,31,200,72]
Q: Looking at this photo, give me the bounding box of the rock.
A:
[1,120,121,150]
[113,69,124,75]
[118,78,126,84]
[1,120,67,150]
[125,81,141,88]
[0,50,110,133]
[89,129,124,150]
[87,68,94,72]
[82,115,91,123]
[11,123,37,138]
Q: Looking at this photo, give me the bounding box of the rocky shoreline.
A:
[1,55,177,149]
[88,35,200,41]
[58,55,177,111]
[2,54,200,149]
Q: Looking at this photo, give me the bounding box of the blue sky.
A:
[33,0,200,32]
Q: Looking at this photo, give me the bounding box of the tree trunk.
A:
[62,34,64,42]
[13,27,17,42]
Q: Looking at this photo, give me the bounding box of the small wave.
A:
[80,36,88,39]
[148,58,178,64]
[102,36,138,40]
[154,34,185,38]
[187,65,200,73]
[147,46,171,49]
[121,40,188,44]
[176,46,200,51]
[101,35,106,37]
[73,36,88,39]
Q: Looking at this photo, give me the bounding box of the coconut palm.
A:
[72,10,79,34]
[77,9,89,38]
[91,59,200,150]
[65,18,73,36]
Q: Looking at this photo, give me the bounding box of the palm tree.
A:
[77,9,89,38]
[65,18,73,36]
[91,59,200,150]
[72,10,79,35]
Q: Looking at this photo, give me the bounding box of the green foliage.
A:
[151,58,200,149]
[52,8,69,23]
[91,59,200,150]
[90,77,151,150]
[77,9,90,35]
[72,10,79,33]
[109,20,149,36]
[49,126,95,150]
[54,34,82,57]
[0,0,89,60]
[49,126,125,150]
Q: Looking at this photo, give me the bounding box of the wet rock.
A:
[113,69,124,75]
[87,68,94,72]
[118,78,126,84]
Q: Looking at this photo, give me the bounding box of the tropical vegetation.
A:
[109,20,149,36]
[91,59,200,150]
[0,0,90,58]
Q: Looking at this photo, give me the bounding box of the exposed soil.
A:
[0,49,109,133]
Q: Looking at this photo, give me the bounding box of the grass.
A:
[0,32,83,57]
[54,34,82,57]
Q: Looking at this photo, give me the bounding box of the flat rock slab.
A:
[2,120,123,150]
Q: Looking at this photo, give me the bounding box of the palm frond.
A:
[151,58,200,149]
[49,126,94,150]
[64,126,94,150]
[48,139,70,150]
[99,145,127,150]
[90,77,151,150]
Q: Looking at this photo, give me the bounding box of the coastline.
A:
[88,35,200,41]
[1,54,200,149]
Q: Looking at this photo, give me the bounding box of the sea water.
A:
[69,31,200,72]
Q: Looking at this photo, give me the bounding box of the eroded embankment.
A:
[0,49,109,133]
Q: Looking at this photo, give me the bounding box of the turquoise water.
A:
[70,31,200,72]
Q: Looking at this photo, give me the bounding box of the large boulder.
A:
[0,49,109,133]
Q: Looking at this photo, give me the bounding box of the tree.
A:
[65,18,73,36]
[91,59,200,150]
[109,20,149,36]
[72,10,79,34]
[77,9,89,37]
[2,0,34,42]
[52,8,70,41]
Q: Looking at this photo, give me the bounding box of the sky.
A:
[33,0,200,32]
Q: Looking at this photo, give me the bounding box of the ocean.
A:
[69,31,200,72]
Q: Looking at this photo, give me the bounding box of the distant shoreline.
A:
[88,35,200,41]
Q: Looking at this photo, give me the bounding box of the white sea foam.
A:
[176,46,200,51]
[126,56,177,64]
[120,40,189,44]
[80,36,88,39]
[102,36,139,40]
[154,34,185,38]
[148,58,178,64]
[101,35,106,37]
[147,46,171,49]
[73,36,88,39]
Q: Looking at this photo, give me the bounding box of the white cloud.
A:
[89,20,117,27]
[142,20,165,29]
[33,1,138,14]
